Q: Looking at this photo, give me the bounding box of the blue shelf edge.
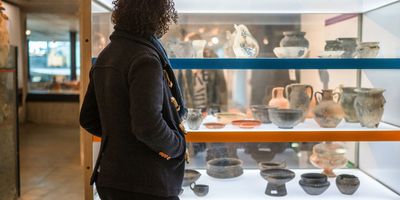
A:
[92,58,400,70]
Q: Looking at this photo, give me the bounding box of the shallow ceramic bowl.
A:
[268,109,304,129]
[336,174,360,195]
[203,122,226,129]
[206,158,244,179]
[251,105,276,124]
[260,169,295,185]
[300,173,328,184]
[319,51,345,58]
[215,112,247,124]
[258,161,287,171]
[182,169,201,187]
[273,47,308,58]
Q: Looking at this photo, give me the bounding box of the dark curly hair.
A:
[112,0,178,38]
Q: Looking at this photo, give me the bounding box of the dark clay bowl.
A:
[251,105,276,123]
[258,162,286,171]
[336,174,360,195]
[268,109,304,129]
[206,158,243,179]
[182,169,201,187]
[299,173,330,195]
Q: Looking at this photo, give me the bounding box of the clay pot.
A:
[285,84,314,120]
[206,158,243,179]
[260,169,295,197]
[280,31,309,48]
[337,38,359,58]
[339,87,359,123]
[336,174,360,195]
[250,105,275,124]
[258,161,286,171]
[354,88,386,128]
[182,169,201,187]
[268,87,289,109]
[186,108,203,130]
[313,89,344,128]
[357,42,380,58]
[299,173,330,195]
[325,40,342,51]
[268,109,304,129]
[310,142,348,177]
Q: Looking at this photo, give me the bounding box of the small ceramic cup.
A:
[336,174,360,195]
[190,183,209,197]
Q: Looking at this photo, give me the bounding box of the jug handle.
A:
[306,85,314,101]
[333,92,341,103]
[315,92,323,104]
[272,88,279,99]
[285,85,292,101]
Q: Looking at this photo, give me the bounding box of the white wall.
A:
[359,1,400,194]
[3,2,23,87]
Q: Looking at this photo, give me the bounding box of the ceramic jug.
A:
[339,87,359,123]
[280,31,309,48]
[285,84,314,119]
[354,88,386,128]
[313,90,344,128]
[186,108,203,130]
[268,87,289,109]
[232,24,260,58]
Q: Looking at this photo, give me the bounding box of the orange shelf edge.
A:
[93,130,400,143]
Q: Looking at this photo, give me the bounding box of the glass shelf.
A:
[185,117,400,142]
[170,58,400,70]
[177,169,399,200]
[91,0,400,14]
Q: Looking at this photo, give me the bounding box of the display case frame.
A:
[81,0,400,199]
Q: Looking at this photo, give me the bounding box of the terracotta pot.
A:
[339,87,359,123]
[310,142,348,177]
[285,84,314,120]
[354,88,386,128]
[269,87,289,109]
[313,89,344,128]
[280,31,309,48]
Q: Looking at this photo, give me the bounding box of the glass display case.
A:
[85,0,400,199]
[0,60,19,199]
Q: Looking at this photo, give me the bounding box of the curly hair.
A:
[112,0,178,38]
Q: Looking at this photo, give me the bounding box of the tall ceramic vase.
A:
[354,88,386,128]
[192,40,206,58]
[313,90,344,128]
[268,87,289,109]
[285,84,314,120]
[0,2,9,67]
[232,24,260,58]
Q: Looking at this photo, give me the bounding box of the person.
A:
[79,0,187,199]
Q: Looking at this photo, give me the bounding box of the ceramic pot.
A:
[280,31,309,48]
[186,108,203,130]
[357,42,380,58]
[232,24,260,58]
[190,183,209,197]
[268,109,304,129]
[250,105,275,124]
[336,174,360,195]
[285,84,314,120]
[325,40,342,51]
[340,87,359,123]
[258,161,286,171]
[269,87,289,109]
[182,169,201,187]
[299,173,330,195]
[354,88,386,128]
[313,89,344,128]
[310,142,348,177]
[337,38,359,58]
[206,158,243,179]
[260,169,295,197]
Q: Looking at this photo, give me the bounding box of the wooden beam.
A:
[79,0,93,199]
